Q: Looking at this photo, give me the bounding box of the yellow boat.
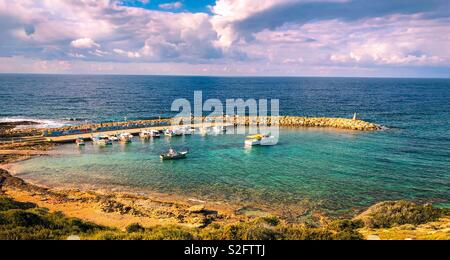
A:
[246,134,263,140]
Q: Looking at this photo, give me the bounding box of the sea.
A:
[1,74,449,214]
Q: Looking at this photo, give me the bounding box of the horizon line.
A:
[1,72,449,80]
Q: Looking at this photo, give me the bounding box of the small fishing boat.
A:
[245,134,277,146]
[108,135,119,142]
[178,126,194,135]
[75,137,85,146]
[199,127,209,136]
[211,126,225,135]
[160,148,188,160]
[92,135,113,146]
[245,134,262,146]
[174,128,185,136]
[140,130,161,139]
[119,133,133,143]
[164,129,175,137]
[260,135,277,146]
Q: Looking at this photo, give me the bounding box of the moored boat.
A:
[118,133,133,143]
[211,126,225,135]
[92,135,113,146]
[164,129,175,137]
[260,135,277,146]
[160,148,188,160]
[75,137,85,146]
[108,135,119,142]
[140,130,161,139]
[245,134,277,146]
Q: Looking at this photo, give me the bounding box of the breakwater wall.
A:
[2,116,380,138]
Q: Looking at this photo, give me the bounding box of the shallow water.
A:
[12,127,450,214]
[2,75,450,213]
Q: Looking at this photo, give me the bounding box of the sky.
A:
[0,0,449,77]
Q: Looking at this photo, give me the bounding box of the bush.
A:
[330,219,364,232]
[360,201,442,228]
[90,231,127,240]
[0,197,106,240]
[257,216,280,226]
[332,230,364,240]
[245,225,278,240]
[5,210,49,227]
[126,223,145,233]
[142,226,195,240]
[221,223,248,240]
[280,226,333,240]
[0,197,36,211]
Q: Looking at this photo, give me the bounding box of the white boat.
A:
[199,127,209,136]
[108,135,119,142]
[180,126,194,135]
[160,148,188,160]
[245,138,261,146]
[245,134,277,146]
[140,130,161,139]
[164,129,175,137]
[173,128,185,136]
[92,135,113,146]
[118,133,133,143]
[212,126,225,135]
[75,137,85,146]
[260,135,277,146]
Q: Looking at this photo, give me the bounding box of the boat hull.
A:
[160,153,187,160]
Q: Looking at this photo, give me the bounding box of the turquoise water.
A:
[2,75,449,214]
[13,127,450,213]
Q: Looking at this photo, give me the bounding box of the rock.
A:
[188,204,205,214]
[67,235,81,240]
[367,234,381,240]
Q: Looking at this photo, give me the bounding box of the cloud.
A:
[71,38,100,49]
[159,2,183,10]
[212,0,449,46]
[0,0,449,76]
[0,0,223,63]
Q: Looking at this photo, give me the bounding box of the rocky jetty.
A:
[2,115,380,138]
[228,116,381,131]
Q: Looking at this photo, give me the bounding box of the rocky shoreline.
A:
[0,167,243,230]
[1,166,449,240]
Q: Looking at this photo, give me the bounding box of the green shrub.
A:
[198,224,223,240]
[5,210,49,227]
[0,213,5,225]
[142,226,195,240]
[245,225,278,240]
[332,230,364,240]
[280,226,333,240]
[90,231,127,240]
[361,201,442,228]
[126,223,145,233]
[0,197,36,211]
[221,223,248,240]
[0,197,105,240]
[330,219,364,232]
[257,216,280,226]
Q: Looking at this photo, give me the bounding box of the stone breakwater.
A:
[2,116,380,138]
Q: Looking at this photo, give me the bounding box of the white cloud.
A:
[71,38,100,49]
[0,0,448,76]
[159,2,183,10]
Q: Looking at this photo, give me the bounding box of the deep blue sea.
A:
[1,74,449,214]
